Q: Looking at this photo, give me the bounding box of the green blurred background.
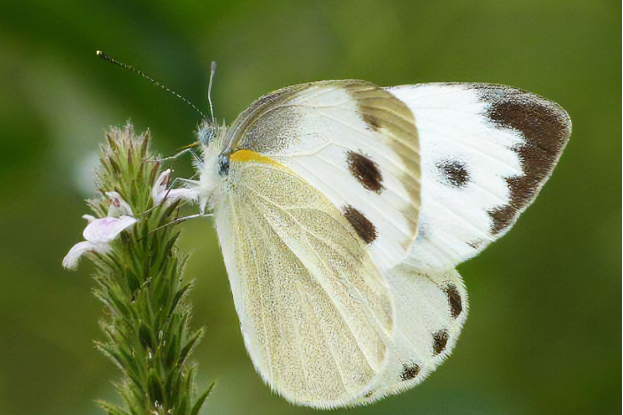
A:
[0,1,620,414]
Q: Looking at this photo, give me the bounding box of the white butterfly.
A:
[189,80,571,408]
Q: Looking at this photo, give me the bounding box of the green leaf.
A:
[169,283,191,320]
[147,370,166,406]
[190,382,215,415]
[138,322,155,351]
[179,328,205,366]
[97,400,131,415]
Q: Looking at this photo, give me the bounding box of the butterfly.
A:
[184,78,571,408]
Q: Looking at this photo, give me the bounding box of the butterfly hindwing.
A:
[386,83,571,271]
[221,80,421,270]
[353,267,468,403]
[214,153,395,408]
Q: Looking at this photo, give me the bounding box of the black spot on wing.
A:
[400,363,421,381]
[443,284,463,319]
[433,330,449,355]
[436,159,470,188]
[470,85,571,235]
[346,150,384,193]
[343,205,378,244]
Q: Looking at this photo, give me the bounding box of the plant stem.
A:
[89,124,212,415]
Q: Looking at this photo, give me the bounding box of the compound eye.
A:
[198,126,216,145]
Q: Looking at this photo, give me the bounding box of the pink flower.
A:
[62,195,137,271]
[63,169,198,271]
[152,169,199,206]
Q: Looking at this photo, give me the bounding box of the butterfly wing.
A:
[353,83,570,402]
[386,83,571,272]
[214,154,394,408]
[221,80,421,271]
[207,81,570,407]
[352,266,468,403]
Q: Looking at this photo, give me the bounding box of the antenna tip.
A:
[211,61,217,71]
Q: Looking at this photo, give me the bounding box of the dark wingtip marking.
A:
[343,205,378,244]
[400,363,421,381]
[433,330,449,355]
[346,150,384,193]
[471,85,571,235]
[488,205,514,235]
[436,159,470,188]
[443,284,463,319]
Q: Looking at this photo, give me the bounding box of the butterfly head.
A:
[193,119,229,213]
[197,119,220,145]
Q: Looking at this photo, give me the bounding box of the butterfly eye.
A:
[198,124,217,145]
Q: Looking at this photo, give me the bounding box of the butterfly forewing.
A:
[214,155,395,408]
[386,83,571,272]
[222,80,421,270]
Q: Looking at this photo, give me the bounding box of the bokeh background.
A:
[0,1,620,414]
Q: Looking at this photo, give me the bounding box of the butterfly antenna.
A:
[207,61,217,124]
[96,50,207,119]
